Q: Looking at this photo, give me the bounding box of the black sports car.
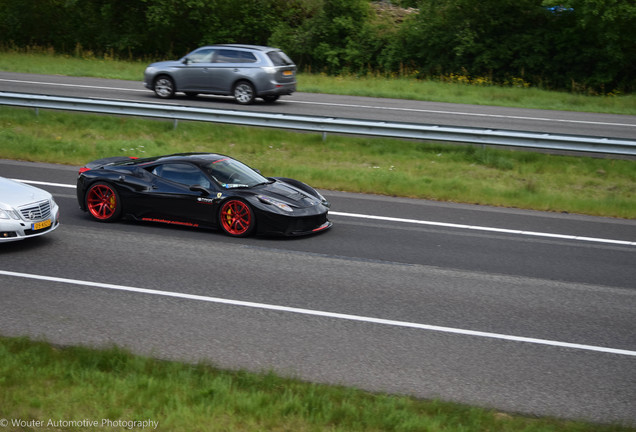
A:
[76,153,332,237]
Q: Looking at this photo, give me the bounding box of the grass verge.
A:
[0,49,635,115]
[1,106,634,219]
[1,336,634,432]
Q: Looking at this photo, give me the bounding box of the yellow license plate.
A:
[32,219,52,230]
[283,70,293,76]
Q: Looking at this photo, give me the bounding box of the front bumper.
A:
[255,208,332,236]
[0,211,60,242]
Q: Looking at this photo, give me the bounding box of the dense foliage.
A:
[1,0,634,93]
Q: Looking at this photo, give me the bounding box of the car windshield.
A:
[204,158,269,189]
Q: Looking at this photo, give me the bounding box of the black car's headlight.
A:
[257,195,293,212]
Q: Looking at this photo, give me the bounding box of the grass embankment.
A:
[1,105,634,218]
[2,336,633,432]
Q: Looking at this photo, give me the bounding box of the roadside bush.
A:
[0,0,633,92]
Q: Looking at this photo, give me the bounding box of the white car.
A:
[0,177,60,242]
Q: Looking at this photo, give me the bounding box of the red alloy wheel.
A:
[219,199,254,236]
[86,183,121,221]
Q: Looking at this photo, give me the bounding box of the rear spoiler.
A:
[79,156,138,173]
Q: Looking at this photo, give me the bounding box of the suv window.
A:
[152,163,211,188]
[187,48,215,63]
[267,51,293,66]
[215,49,257,64]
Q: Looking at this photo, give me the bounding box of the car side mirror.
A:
[182,58,191,65]
[190,184,210,196]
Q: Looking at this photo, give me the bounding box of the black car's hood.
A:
[256,180,322,209]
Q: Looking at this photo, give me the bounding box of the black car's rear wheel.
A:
[219,199,255,237]
[233,81,255,105]
[86,182,122,222]
[154,76,175,98]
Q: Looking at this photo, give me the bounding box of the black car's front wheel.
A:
[219,199,255,237]
[85,182,122,222]
[233,81,255,105]
[154,76,175,98]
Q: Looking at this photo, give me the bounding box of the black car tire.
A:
[85,182,122,222]
[233,81,255,105]
[154,76,176,98]
[219,199,256,237]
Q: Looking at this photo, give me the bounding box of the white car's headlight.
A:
[0,208,19,220]
[257,195,293,212]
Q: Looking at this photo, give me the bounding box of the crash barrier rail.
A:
[1,91,635,156]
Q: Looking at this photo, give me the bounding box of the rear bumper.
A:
[259,82,296,97]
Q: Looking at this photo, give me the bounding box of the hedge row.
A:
[1,0,634,93]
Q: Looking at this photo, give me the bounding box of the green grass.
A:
[1,49,635,114]
[1,106,635,218]
[2,336,633,432]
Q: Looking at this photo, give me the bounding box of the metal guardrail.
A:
[1,91,635,156]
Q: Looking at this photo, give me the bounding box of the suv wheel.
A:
[154,76,175,98]
[233,81,255,105]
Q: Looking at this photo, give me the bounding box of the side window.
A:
[215,49,257,64]
[151,163,211,188]
[187,48,215,63]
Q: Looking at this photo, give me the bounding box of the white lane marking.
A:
[288,100,636,128]
[12,179,636,246]
[2,77,634,128]
[12,178,76,189]
[1,269,635,357]
[330,211,636,246]
[0,78,146,92]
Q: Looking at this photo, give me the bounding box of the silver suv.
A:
[144,44,296,104]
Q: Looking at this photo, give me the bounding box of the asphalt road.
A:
[1,71,636,140]
[0,159,635,425]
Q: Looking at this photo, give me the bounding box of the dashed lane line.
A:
[1,269,635,357]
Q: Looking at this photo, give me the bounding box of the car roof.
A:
[198,44,279,52]
[127,153,230,167]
